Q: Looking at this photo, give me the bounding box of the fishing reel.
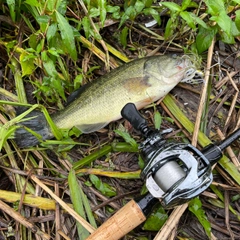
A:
[87,103,240,240]
[121,103,213,208]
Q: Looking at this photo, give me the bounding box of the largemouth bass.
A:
[15,54,201,147]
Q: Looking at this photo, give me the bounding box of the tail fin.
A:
[15,109,53,148]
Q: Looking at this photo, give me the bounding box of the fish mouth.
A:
[178,55,204,84]
[181,69,204,84]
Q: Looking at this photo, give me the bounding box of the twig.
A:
[57,230,71,240]
[153,203,188,240]
[30,174,96,233]
[224,92,239,129]
[192,38,215,146]
[223,70,239,130]
[0,200,51,239]
[91,190,139,211]
[216,128,240,168]
[55,182,61,240]
[215,71,239,90]
[224,190,235,240]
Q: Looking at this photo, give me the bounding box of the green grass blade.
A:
[73,145,112,170]
[11,58,28,104]
[79,186,97,228]
[189,197,211,238]
[68,169,90,239]
[76,168,141,179]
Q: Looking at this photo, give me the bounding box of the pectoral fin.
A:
[75,122,109,133]
[123,77,151,93]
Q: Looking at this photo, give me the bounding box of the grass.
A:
[0,0,240,239]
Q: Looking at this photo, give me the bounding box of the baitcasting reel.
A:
[87,102,240,240]
[120,103,233,208]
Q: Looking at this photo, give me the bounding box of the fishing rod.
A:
[87,103,240,240]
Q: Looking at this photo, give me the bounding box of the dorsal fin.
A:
[66,84,89,105]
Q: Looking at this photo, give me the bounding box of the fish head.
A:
[144,54,203,86]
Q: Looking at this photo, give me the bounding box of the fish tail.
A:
[15,109,53,148]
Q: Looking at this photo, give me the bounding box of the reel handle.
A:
[121,103,151,137]
[86,200,146,240]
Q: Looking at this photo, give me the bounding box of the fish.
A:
[15,54,202,147]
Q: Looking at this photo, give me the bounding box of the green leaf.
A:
[120,26,129,47]
[106,5,120,13]
[135,0,145,14]
[19,52,36,76]
[82,16,91,39]
[114,129,138,149]
[50,77,66,100]
[55,11,77,61]
[99,0,107,26]
[161,2,182,12]
[0,124,18,151]
[180,11,196,30]
[154,111,162,130]
[36,38,45,53]
[219,30,235,44]
[36,15,50,24]
[73,74,83,90]
[205,0,225,15]
[196,26,216,54]
[145,0,153,8]
[89,174,116,197]
[41,51,58,77]
[190,12,209,29]
[56,0,67,15]
[119,6,136,28]
[68,169,90,239]
[181,0,192,11]
[89,7,100,18]
[24,0,41,7]
[235,10,240,31]
[210,11,232,36]
[106,5,120,19]
[164,18,175,39]
[231,21,240,37]
[29,33,38,49]
[143,8,161,25]
[46,23,58,42]
[46,0,55,11]
[48,32,66,54]
[48,48,60,57]
[138,155,145,169]
[143,204,168,231]
[6,0,16,22]
[189,198,211,238]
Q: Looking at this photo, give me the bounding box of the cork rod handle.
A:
[86,199,146,240]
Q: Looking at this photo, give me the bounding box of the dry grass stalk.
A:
[0,200,51,239]
[30,175,95,233]
[216,128,240,168]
